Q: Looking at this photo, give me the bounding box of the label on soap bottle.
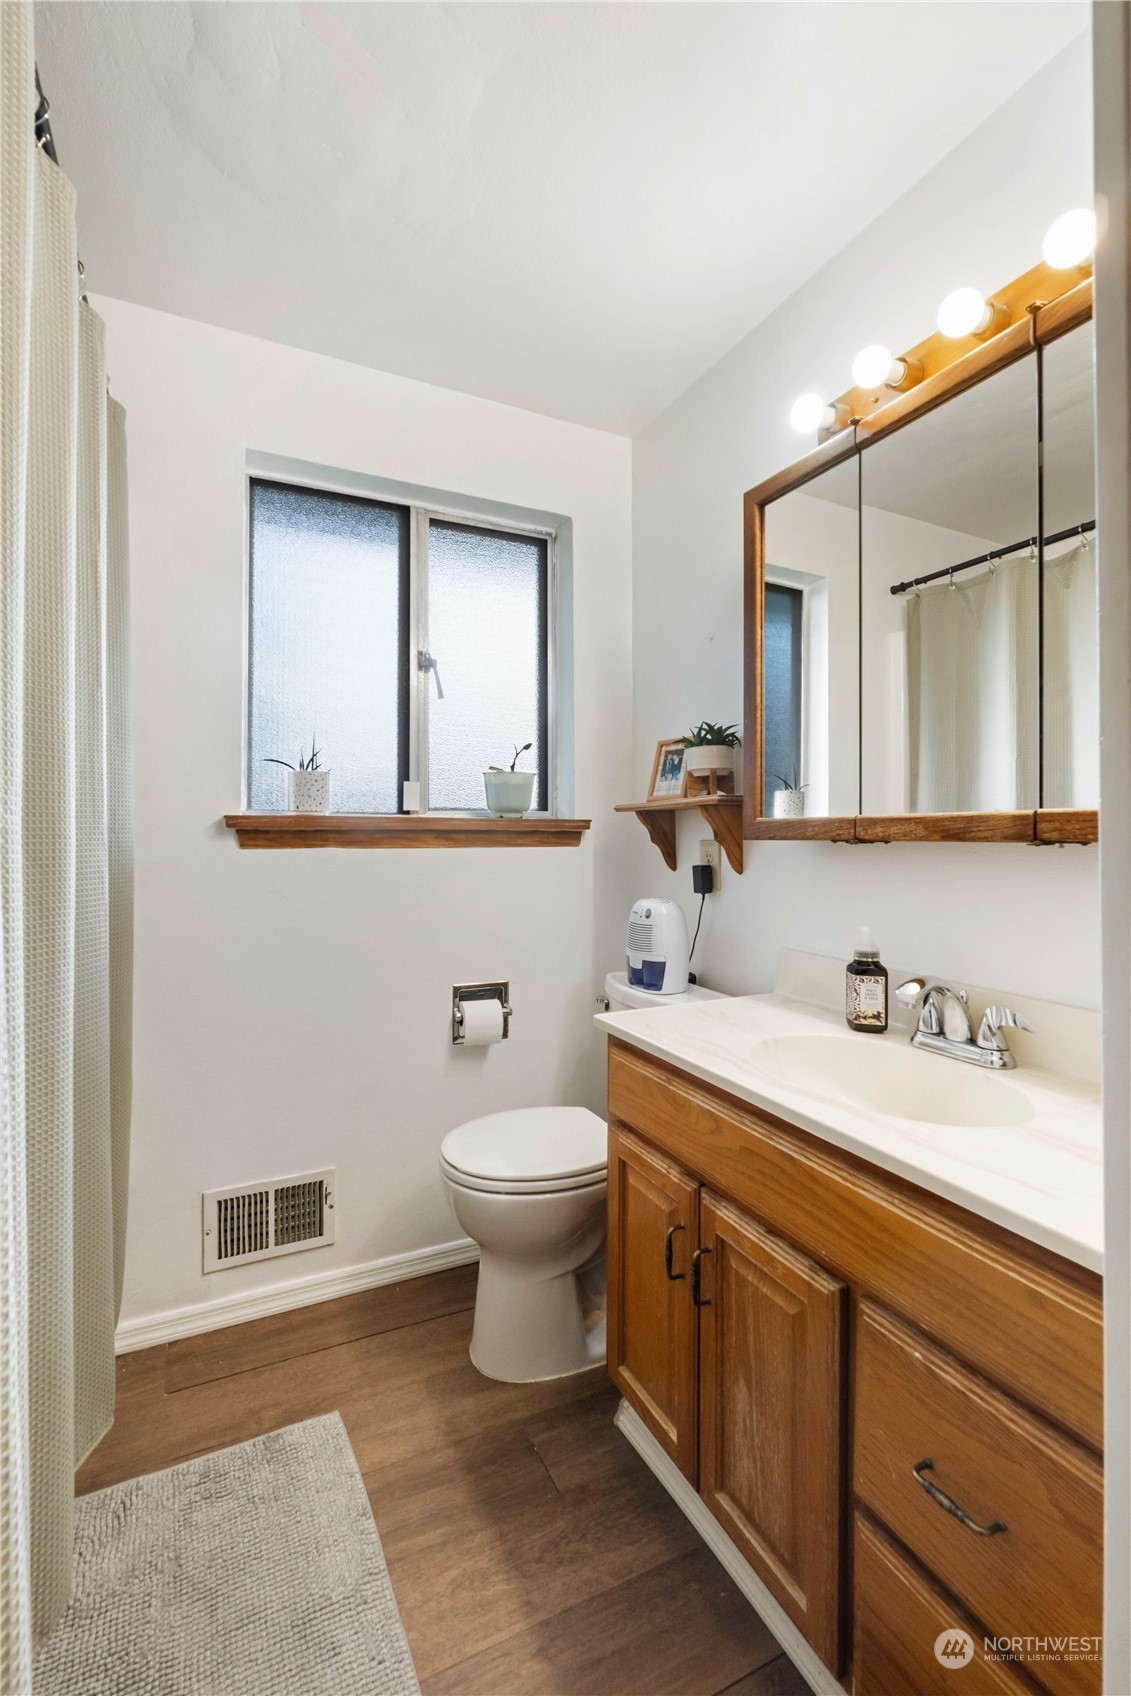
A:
[846,966,888,1031]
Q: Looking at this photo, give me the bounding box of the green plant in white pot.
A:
[484,743,535,816]
[772,769,808,819]
[264,737,330,813]
[681,721,741,782]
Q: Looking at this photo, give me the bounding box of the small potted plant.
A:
[772,769,808,819]
[264,736,330,813]
[484,743,535,816]
[680,721,741,786]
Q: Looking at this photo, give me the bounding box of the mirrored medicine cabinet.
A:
[744,280,1097,845]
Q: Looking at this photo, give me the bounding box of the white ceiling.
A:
[36,1,1088,435]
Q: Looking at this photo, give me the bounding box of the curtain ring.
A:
[1080,526,1090,550]
[948,567,956,590]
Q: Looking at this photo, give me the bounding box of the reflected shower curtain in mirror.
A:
[1044,541,1099,808]
[905,544,1097,814]
[1,8,132,1690]
[906,557,1039,813]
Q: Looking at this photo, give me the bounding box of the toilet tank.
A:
[603,971,727,1012]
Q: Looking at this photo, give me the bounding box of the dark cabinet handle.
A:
[691,1246,713,1307]
[912,1459,1006,1537]
[664,1224,686,1280]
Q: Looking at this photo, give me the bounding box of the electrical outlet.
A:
[698,839,722,892]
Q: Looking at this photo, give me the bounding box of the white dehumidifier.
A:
[625,898,690,995]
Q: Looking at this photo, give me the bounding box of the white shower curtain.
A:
[1,6,132,1690]
[906,544,1096,813]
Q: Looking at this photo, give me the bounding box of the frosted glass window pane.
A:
[427,521,548,811]
[248,481,407,812]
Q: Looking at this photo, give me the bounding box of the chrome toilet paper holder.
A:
[452,981,512,1045]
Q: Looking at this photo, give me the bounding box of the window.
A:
[247,479,553,815]
[762,582,803,813]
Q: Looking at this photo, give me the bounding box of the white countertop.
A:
[595,989,1103,1272]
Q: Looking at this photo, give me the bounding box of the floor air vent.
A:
[203,1169,335,1271]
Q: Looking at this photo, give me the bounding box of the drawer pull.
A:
[664,1224,686,1280]
[691,1245,712,1307]
[912,1459,1006,1537]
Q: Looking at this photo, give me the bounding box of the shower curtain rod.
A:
[890,518,1096,596]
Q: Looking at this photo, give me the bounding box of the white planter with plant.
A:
[265,737,331,813]
[681,721,740,781]
[484,742,536,816]
[772,772,807,818]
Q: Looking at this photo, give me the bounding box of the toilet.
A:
[441,970,726,1383]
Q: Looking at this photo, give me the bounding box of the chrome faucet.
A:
[894,978,1033,1070]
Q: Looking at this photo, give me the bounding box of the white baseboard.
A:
[114,1237,480,1353]
[615,1401,842,1696]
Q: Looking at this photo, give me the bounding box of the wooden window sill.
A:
[224,813,591,849]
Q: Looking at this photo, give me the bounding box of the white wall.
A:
[631,35,1100,1007]
[99,298,633,1333]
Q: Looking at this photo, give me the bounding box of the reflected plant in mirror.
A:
[771,767,808,820]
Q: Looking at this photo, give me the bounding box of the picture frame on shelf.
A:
[648,738,688,801]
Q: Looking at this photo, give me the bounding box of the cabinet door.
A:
[698,1191,846,1671]
[607,1126,699,1482]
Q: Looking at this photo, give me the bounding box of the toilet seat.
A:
[440,1155,606,1196]
[441,1105,606,1193]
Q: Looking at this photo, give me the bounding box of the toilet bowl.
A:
[440,972,727,1384]
[441,1106,607,1382]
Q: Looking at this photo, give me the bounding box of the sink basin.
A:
[747,1033,1033,1128]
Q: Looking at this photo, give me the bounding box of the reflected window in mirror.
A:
[860,356,1039,816]
[764,584,803,813]
[1042,323,1097,810]
[763,456,860,820]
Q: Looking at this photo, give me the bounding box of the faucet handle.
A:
[977,1005,1034,1052]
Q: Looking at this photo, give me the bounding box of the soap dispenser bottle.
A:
[846,929,888,1033]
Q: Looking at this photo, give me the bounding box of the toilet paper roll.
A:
[459,998,505,1047]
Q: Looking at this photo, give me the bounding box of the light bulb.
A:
[1043,208,1096,269]
[789,393,830,435]
[852,345,899,389]
[936,287,994,339]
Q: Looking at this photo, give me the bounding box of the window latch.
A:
[418,649,444,700]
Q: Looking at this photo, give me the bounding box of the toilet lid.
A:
[441,1106,607,1184]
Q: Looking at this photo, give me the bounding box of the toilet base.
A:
[469,1245,607,1383]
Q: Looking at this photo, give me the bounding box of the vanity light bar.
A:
[788,207,1097,439]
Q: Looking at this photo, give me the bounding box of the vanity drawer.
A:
[853,1511,1036,1696]
[854,1301,1102,1696]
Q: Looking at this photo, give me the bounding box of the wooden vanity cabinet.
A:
[606,1037,1104,1696]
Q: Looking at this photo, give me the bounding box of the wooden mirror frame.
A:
[743,273,1096,845]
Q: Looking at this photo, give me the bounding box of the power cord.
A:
[689,891,707,963]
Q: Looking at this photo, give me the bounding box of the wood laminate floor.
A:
[79,1265,806,1696]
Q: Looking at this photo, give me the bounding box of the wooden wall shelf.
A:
[224,813,591,849]
[615,795,744,875]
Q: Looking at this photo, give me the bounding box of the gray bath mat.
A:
[35,1412,420,1696]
